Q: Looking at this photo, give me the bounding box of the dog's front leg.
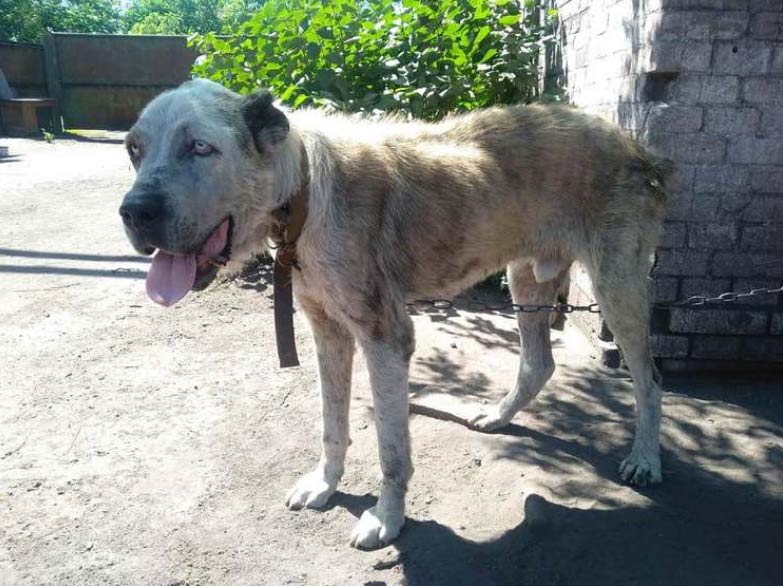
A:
[350,320,414,549]
[286,301,354,509]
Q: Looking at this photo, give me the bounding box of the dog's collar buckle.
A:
[275,242,300,271]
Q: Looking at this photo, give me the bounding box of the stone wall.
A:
[553,0,783,368]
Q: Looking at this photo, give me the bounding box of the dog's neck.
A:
[269,142,310,269]
[269,142,310,369]
[271,129,308,207]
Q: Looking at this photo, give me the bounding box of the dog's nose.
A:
[119,195,164,230]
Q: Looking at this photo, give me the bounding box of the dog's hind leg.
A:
[286,298,355,510]
[469,259,562,431]
[589,234,663,486]
[350,307,414,549]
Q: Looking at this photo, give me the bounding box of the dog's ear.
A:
[241,89,289,152]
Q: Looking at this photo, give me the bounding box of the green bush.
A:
[191,0,558,120]
[192,0,558,291]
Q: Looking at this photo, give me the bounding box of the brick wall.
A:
[554,0,783,368]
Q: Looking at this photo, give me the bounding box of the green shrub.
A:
[192,0,558,291]
[191,0,559,120]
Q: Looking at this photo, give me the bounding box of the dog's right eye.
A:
[192,140,215,156]
[128,143,140,158]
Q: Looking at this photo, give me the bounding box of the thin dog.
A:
[120,79,671,549]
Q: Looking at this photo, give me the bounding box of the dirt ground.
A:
[1,135,783,586]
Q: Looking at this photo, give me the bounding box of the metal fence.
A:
[0,33,196,131]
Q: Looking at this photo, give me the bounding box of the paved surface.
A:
[1,136,782,586]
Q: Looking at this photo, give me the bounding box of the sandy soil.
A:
[1,136,782,586]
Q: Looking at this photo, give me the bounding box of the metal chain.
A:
[663,285,783,308]
[235,259,781,315]
[406,285,783,315]
[406,299,601,314]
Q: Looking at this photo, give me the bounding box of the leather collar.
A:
[270,145,309,368]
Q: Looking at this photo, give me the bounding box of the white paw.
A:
[285,471,337,510]
[619,450,662,486]
[468,407,511,432]
[349,506,405,549]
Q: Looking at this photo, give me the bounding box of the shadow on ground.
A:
[397,311,783,586]
[0,247,150,279]
[0,264,146,279]
[395,478,783,586]
[61,131,125,145]
[0,247,150,263]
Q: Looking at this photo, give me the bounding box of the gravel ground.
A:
[1,135,782,586]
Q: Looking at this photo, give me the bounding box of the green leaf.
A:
[326,52,344,66]
[473,25,491,47]
[306,43,321,59]
[478,47,498,62]
[191,0,554,121]
[280,85,298,101]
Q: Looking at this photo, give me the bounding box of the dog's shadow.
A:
[330,443,783,586]
[330,370,783,586]
[392,474,783,586]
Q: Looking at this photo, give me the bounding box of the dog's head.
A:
[120,79,298,306]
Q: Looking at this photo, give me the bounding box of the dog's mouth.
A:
[145,217,233,307]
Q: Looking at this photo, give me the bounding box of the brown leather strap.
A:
[273,259,299,367]
[271,145,309,369]
[284,187,308,249]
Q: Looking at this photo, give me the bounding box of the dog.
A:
[120,79,671,549]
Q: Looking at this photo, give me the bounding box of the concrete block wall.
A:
[554,0,783,368]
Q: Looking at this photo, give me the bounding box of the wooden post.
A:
[42,32,63,133]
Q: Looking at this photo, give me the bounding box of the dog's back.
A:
[293,103,671,298]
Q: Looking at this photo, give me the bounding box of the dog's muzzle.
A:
[119,191,169,253]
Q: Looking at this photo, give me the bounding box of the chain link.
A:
[666,286,783,308]
[406,285,783,315]
[407,299,602,314]
[236,259,780,315]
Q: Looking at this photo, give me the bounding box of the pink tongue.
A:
[146,251,197,307]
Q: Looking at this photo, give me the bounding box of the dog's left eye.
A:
[192,140,214,156]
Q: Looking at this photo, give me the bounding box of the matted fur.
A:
[121,79,671,549]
